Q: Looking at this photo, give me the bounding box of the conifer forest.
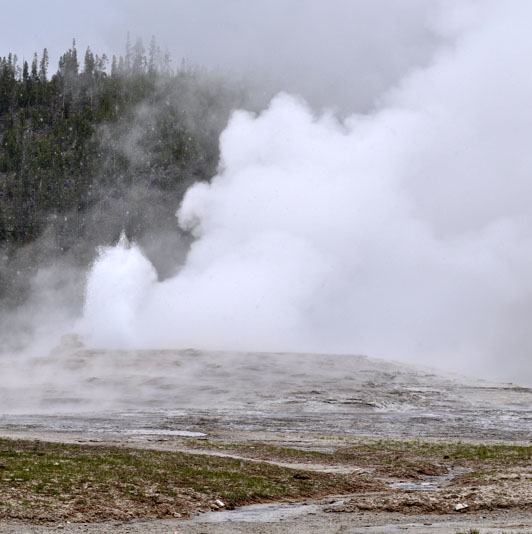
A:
[0,38,249,310]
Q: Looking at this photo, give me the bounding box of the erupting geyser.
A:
[81,3,532,383]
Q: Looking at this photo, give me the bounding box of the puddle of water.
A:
[389,479,441,492]
[192,502,321,523]
[123,429,206,437]
[389,471,458,492]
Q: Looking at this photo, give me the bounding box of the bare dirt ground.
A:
[1,343,531,532]
[2,508,532,534]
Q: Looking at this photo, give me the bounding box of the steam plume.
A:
[82,2,532,383]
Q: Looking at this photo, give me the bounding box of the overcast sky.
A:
[1,0,443,111]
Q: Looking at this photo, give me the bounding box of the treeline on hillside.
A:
[0,37,250,307]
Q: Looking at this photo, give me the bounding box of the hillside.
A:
[0,39,249,310]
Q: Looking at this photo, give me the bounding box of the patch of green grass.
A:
[184,437,531,476]
[188,440,329,460]
[0,438,373,523]
[341,438,531,464]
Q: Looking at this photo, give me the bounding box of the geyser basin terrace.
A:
[1,347,531,441]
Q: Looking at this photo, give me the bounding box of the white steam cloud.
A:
[82,2,532,382]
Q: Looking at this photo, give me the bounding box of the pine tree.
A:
[84,47,95,77]
[132,38,146,74]
[148,36,159,76]
[59,39,79,79]
[39,48,49,104]
[95,54,108,76]
[161,50,172,76]
[39,48,49,81]
[125,32,132,74]
[111,55,118,77]
[31,53,38,81]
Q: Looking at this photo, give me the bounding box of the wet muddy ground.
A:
[1,344,531,532]
[2,344,532,441]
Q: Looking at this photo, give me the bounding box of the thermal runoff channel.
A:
[83,3,532,383]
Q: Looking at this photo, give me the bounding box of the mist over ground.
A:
[3,1,532,385]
